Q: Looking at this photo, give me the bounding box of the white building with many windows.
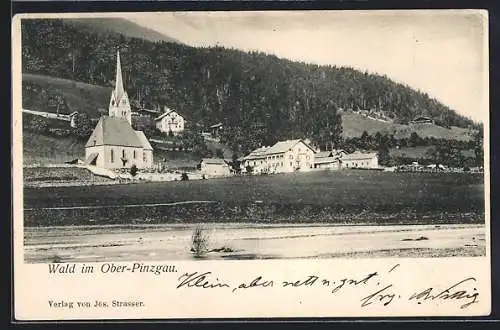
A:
[242,139,315,174]
[340,151,379,169]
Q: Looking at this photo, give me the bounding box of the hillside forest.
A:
[21,19,483,167]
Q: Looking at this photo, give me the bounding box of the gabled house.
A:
[209,122,223,136]
[410,116,434,125]
[154,107,185,135]
[341,151,379,169]
[200,158,232,177]
[243,139,315,174]
[314,151,342,170]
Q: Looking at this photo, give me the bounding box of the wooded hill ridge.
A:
[21,19,478,153]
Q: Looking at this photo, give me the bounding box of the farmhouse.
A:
[85,51,154,169]
[243,139,315,174]
[410,116,434,125]
[200,158,232,177]
[341,151,379,169]
[154,107,185,135]
[210,122,223,136]
[314,151,343,170]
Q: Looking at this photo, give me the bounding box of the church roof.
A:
[85,116,144,148]
[114,50,125,102]
[135,131,153,151]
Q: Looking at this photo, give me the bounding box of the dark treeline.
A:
[22,19,476,155]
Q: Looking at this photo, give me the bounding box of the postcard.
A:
[12,10,491,320]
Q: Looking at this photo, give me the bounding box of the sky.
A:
[124,10,488,122]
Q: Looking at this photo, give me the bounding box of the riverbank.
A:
[24,223,486,263]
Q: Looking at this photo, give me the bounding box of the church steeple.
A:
[109,50,132,125]
[114,50,124,102]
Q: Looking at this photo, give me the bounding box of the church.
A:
[85,51,154,169]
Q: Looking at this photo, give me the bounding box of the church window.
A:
[143,151,147,163]
[110,149,114,163]
[122,149,126,158]
[133,150,136,159]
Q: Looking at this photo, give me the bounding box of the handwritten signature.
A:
[408,277,479,309]
[176,265,480,310]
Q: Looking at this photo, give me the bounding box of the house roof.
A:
[315,151,333,158]
[265,139,302,154]
[243,139,315,160]
[135,131,153,150]
[154,107,183,121]
[210,122,223,128]
[201,158,228,165]
[342,151,378,161]
[314,156,340,165]
[85,116,146,149]
[243,146,270,160]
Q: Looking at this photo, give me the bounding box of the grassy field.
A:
[23,131,86,165]
[22,73,111,117]
[24,170,485,227]
[390,146,475,159]
[342,112,475,141]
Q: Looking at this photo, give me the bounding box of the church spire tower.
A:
[109,50,132,125]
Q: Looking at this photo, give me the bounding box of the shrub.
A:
[72,112,93,138]
[130,164,138,177]
[28,116,49,134]
[190,226,209,257]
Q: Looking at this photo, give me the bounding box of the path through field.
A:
[24,223,486,263]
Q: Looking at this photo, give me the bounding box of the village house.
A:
[199,158,232,177]
[410,116,434,125]
[341,151,379,169]
[85,51,154,170]
[154,107,185,135]
[313,150,346,170]
[242,139,315,174]
[209,122,223,136]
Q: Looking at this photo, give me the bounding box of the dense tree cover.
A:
[72,112,93,138]
[22,19,476,155]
